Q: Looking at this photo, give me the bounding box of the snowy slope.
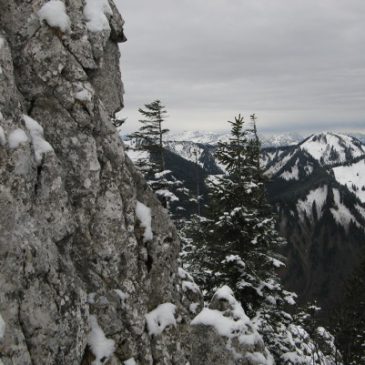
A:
[296,186,328,221]
[333,158,365,203]
[261,148,288,171]
[330,188,362,229]
[299,132,365,165]
[164,141,205,166]
[263,132,365,182]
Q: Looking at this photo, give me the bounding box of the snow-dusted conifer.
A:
[186,114,341,364]
[128,100,191,218]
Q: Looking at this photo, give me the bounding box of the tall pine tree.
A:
[128,100,191,217]
[131,99,169,173]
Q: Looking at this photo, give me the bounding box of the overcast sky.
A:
[115,0,365,135]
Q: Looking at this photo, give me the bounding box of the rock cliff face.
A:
[0,1,271,364]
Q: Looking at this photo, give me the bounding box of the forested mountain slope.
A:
[160,131,365,312]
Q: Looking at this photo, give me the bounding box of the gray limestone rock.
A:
[0,1,272,364]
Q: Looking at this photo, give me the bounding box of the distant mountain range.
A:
[261,132,365,309]
[163,131,365,312]
[166,130,304,147]
[166,130,365,148]
[124,130,365,311]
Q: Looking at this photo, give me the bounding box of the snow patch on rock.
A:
[135,201,153,242]
[38,0,71,33]
[23,115,54,165]
[74,86,94,102]
[145,303,176,336]
[192,286,273,364]
[8,128,29,149]
[84,0,112,32]
[124,358,137,365]
[87,315,115,365]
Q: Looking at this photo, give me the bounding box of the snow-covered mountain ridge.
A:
[156,131,365,311]
[260,133,365,309]
[166,130,305,147]
[165,130,364,148]
[299,132,365,165]
[261,132,365,204]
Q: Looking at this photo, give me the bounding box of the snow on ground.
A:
[38,0,71,32]
[333,159,365,203]
[280,159,299,181]
[8,128,28,149]
[145,303,176,336]
[331,189,359,229]
[87,315,115,365]
[23,115,54,165]
[135,201,153,242]
[84,0,112,32]
[0,312,5,340]
[296,186,328,221]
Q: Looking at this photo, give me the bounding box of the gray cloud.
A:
[115,0,365,134]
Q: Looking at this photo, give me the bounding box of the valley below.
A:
[126,130,365,315]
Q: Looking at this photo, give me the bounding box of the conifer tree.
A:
[185,114,340,364]
[128,100,191,217]
[188,114,287,311]
[131,99,169,172]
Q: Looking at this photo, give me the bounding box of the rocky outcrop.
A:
[0,1,272,364]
